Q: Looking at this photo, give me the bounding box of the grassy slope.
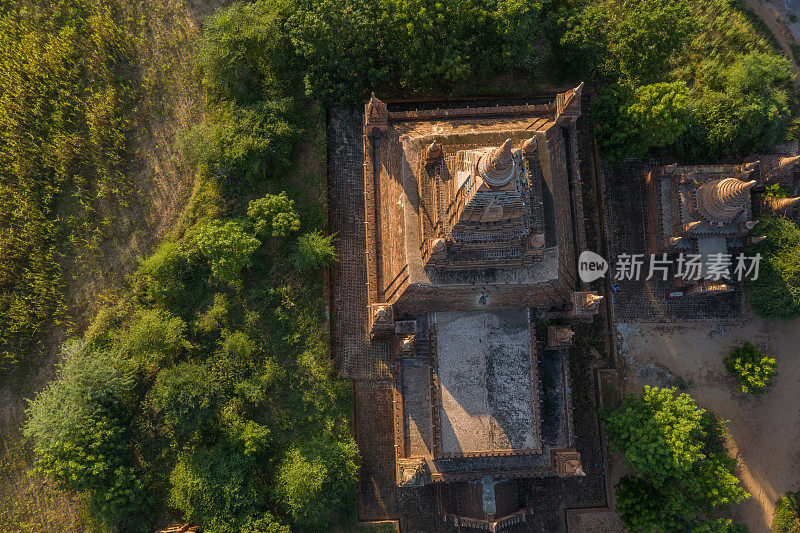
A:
[0,1,228,530]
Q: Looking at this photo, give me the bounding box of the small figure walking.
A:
[610,282,621,294]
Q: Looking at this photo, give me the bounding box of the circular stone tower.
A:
[697,178,756,223]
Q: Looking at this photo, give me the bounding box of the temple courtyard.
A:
[615,314,800,533]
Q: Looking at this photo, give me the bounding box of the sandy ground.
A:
[616,314,800,533]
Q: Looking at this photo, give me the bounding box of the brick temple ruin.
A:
[351,85,604,528]
[646,155,800,296]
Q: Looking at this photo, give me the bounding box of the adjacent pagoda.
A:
[646,157,800,295]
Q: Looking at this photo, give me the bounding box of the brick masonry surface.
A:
[330,105,612,532]
[603,159,744,322]
[328,109,391,380]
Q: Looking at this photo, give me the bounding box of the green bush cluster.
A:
[773,493,800,532]
[25,188,356,531]
[556,0,797,162]
[724,342,777,394]
[746,217,800,320]
[22,343,145,526]
[604,386,749,532]
[188,0,549,191]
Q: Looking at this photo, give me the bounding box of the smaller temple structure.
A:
[646,156,800,295]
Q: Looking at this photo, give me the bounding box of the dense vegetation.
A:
[725,341,777,394]
[746,217,800,320]
[24,187,352,531]
[773,493,800,532]
[0,0,133,368]
[20,0,552,529]
[604,386,749,532]
[12,0,800,530]
[553,0,798,162]
[2,0,794,372]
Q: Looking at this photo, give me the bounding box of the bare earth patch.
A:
[616,313,800,533]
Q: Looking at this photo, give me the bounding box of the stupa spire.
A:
[697,178,756,223]
[425,140,442,165]
[477,138,514,187]
[762,196,800,214]
[778,155,800,170]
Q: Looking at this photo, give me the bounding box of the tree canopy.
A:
[604,386,749,532]
[557,0,797,162]
[724,342,777,394]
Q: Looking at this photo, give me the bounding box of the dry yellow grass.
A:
[0,436,84,532]
[0,1,230,531]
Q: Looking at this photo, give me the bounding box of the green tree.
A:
[287,0,387,106]
[628,82,691,149]
[247,192,300,237]
[23,342,145,525]
[117,309,191,372]
[194,221,261,285]
[169,438,282,533]
[605,387,748,531]
[189,99,299,184]
[773,493,800,532]
[604,386,707,483]
[293,230,337,271]
[135,241,191,306]
[560,0,696,84]
[724,342,777,394]
[745,217,800,319]
[149,363,221,437]
[276,434,359,529]
[765,183,789,199]
[593,81,691,161]
[195,0,294,105]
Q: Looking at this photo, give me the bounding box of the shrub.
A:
[136,241,190,305]
[195,0,294,105]
[276,435,359,529]
[765,183,789,199]
[211,331,259,393]
[195,293,231,335]
[593,81,691,161]
[773,493,800,532]
[169,439,281,533]
[149,363,221,437]
[247,193,300,237]
[188,99,299,184]
[117,309,191,372]
[724,342,777,394]
[23,342,144,524]
[194,221,261,285]
[293,231,336,271]
[745,217,800,319]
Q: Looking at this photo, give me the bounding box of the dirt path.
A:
[616,315,800,533]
